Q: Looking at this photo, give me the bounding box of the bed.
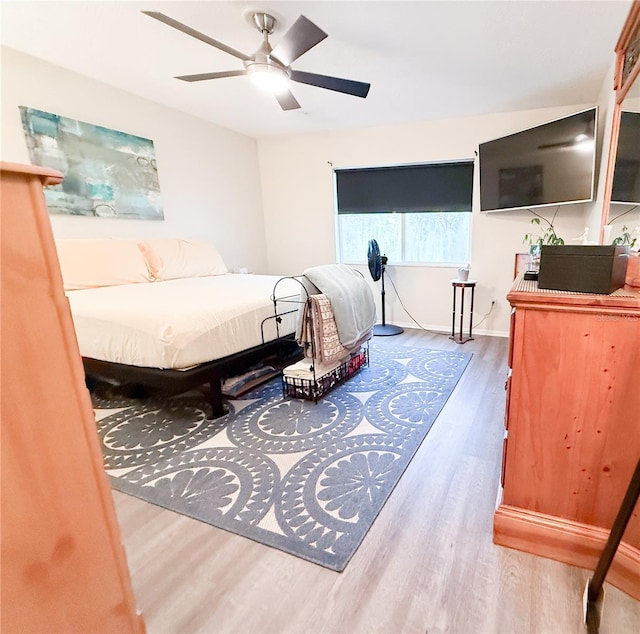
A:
[56,237,301,417]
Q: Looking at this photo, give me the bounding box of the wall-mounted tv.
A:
[611,111,640,205]
[479,107,597,212]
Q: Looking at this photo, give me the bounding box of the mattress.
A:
[66,274,301,369]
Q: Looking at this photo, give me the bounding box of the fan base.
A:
[373,324,404,337]
[252,13,276,34]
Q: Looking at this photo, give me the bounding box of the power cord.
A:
[384,270,496,333]
[384,271,447,335]
[473,300,496,328]
[608,204,639,225]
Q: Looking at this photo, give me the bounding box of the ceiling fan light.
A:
[575,138,595,153]
[248,64,289,93]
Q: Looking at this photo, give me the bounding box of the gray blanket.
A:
[302,264,376,348]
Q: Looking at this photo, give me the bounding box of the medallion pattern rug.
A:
[92,343,471,571]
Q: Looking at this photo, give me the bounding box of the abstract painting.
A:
[19,106,164,220]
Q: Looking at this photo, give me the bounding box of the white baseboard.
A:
[385,320,509,338]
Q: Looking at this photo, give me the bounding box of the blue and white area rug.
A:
[92,343,471,571]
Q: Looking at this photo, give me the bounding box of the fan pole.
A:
[381,265,387,325]
[374,260,404,337]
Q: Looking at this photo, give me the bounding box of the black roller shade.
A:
[336,161,474,214]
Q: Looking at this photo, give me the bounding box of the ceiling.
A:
[1,1,632,139]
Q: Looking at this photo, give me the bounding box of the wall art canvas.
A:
[19,106,164,220]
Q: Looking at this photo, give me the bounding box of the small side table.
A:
[450,279,476,344]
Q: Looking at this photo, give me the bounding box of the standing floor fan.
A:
[368,239,404,336]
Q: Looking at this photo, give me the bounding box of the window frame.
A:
[333,159,474,267]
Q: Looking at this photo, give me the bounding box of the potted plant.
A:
[611,224,638,249]
[603,205,639,244]
[611,224,640,287]
[605,204,640,287]
[522,209,565,272]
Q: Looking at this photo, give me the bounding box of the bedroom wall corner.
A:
[257,106,595,336]
[0,46,268,274]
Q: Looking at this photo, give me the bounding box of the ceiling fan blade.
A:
[142,11,250,61]
[538,141,575,150]
[274,90,301,111]
[290,70,370,98]
[270,15,328,66]
[176,70,247,82]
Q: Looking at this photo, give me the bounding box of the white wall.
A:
[257,106,597,336]
[3,46,618,336]
[1,47,267,274]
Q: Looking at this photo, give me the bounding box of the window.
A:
[335,161,474,265]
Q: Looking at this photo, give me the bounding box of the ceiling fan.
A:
[142,11,371,111]
[537,135,593,151]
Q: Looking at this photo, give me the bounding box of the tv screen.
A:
[479,107,597,212]
[611,111,640,204]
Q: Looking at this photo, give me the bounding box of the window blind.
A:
[336,161,474,214]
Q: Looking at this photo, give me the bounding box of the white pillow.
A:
[55,238,152,290]
[138,238,228,280]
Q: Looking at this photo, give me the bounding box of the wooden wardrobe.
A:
[494,276,640,600]
[1,162,144,632]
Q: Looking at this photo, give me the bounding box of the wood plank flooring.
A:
[112,330,640,633]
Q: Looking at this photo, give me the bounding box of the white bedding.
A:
[67,274,300,369]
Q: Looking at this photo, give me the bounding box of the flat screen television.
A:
[611,111,640,204]
[479,107,597,212]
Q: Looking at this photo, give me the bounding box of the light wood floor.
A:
[112,330,640,633]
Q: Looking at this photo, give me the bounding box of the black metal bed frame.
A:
[83,271,370,417]
[83,334,299,419]
[83,284,303,419]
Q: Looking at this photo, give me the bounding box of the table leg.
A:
[451,284,456,338]
[469,284,475,340]
[459,285,465,343]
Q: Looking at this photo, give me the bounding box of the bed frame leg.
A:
[207,375,228,419]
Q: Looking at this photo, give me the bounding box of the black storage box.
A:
[538,245,629,294]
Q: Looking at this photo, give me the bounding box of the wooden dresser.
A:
[494,276,640,600]
[1,162,145,632]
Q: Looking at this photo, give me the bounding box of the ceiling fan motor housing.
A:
[245,14,290,83]
[252,12,277,35]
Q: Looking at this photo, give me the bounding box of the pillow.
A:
[138,238,228,281]
[55,238,153,290]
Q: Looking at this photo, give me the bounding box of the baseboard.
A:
[472,327,509,338]
[494,504,640,601]
[389,320,509,338]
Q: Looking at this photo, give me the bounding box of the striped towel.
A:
[298,294,348,364]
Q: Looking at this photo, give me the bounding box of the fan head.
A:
[243,15,290,93]
[368,239,382,282]
[142,10,371,111]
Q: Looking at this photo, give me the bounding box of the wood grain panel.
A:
[504,370,512,430]
[494,505,640,601]
[0,164,144,633]
[508,307,516,369]
[499,275,640,603]
[503,306,640,541]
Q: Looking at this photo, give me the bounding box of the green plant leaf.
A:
[523,210,564,249]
